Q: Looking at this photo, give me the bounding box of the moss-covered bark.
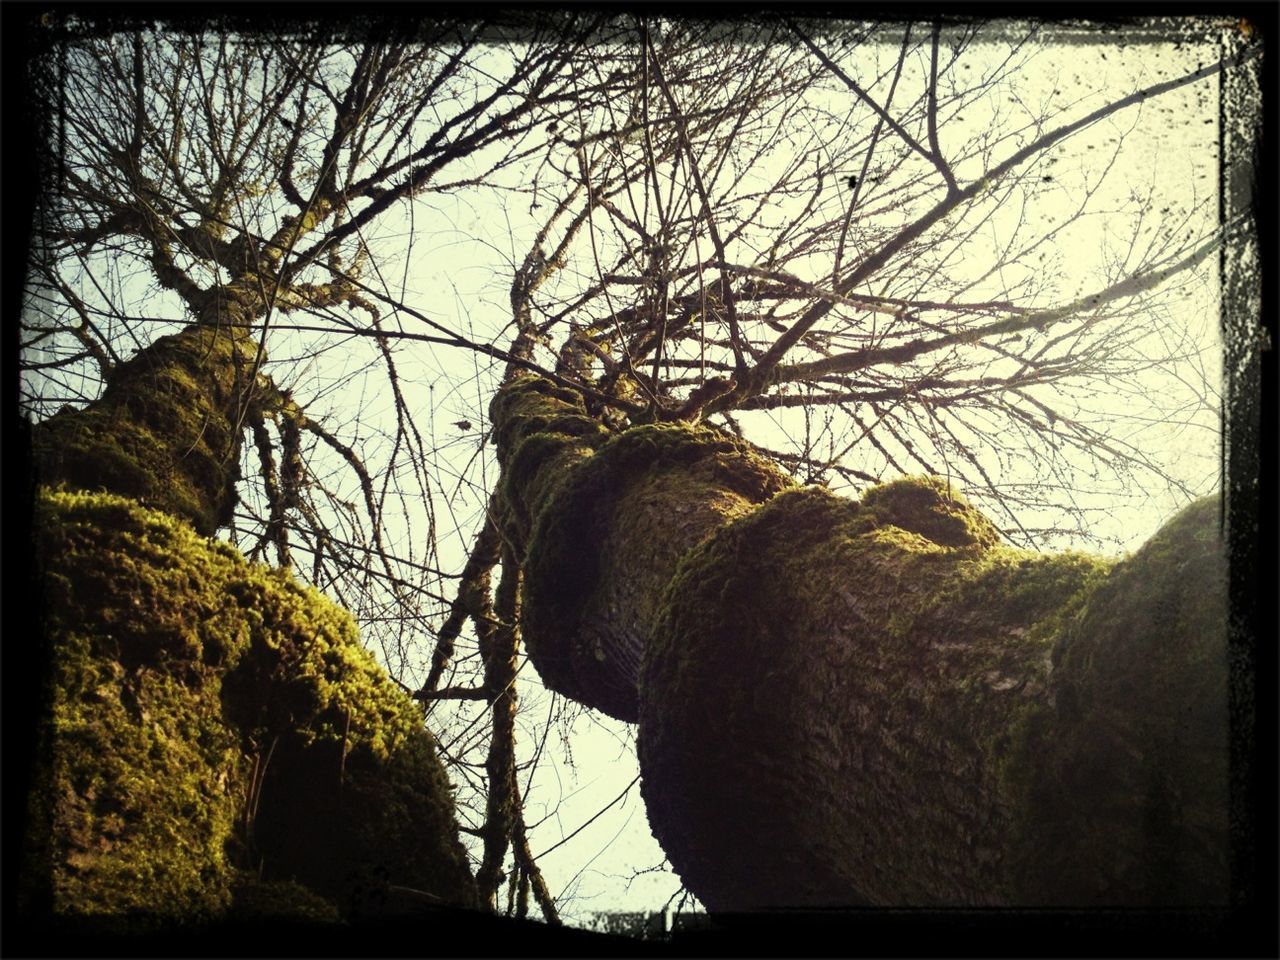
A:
[23,489,477,931]
[521,422,792,720]
[489,374,610,547]
[1008,496,1229,904]
[32,323,258,536]
[639,481,1115,908]
[492,375,1230,909]
[24,293,486,931]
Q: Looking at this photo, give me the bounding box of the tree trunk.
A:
[32,295,261,535]
[24,295,480,928]
[492,374,1229,909]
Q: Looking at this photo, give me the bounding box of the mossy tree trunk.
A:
[24,288,480,928]
[491,373,1229,910]
[32,287,267,535]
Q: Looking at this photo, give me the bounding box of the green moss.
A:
[928,548,1112,648]
[34,630,243,926]
[860,475,1002,549]
[635,483,1225,907]
[33,325,257,535]
[638,482,1117,908]
[488,375,606,469]
[490,376,795,720]
[1008,495,1229,905]
[519,421,793,720]
[488,375,610,546]
[501,431,597,544]
[229,877,342,923]
[25,488,476,930]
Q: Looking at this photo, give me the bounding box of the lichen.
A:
[24,488,477,931]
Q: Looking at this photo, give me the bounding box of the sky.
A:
[20,16,1245,929]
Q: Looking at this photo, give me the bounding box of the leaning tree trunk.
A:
[492,373,1228,910]
[24,295,478,930]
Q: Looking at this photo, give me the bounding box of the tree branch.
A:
[739,46,1255,399]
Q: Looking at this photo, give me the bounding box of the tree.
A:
[12,9,1262,931]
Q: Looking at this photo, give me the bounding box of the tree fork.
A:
[492,375,1228,908]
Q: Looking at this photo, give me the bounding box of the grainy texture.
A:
[489,374,608,546]
[492,376,791,720]
[491,375,1229,909]
[639,480,1111,908]
[521,424,791,720]
[1009,496,1229,904]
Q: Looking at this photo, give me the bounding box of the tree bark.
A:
[24,295,481,927]
[492,374,1229,908]
[32,294,262,536]
[26,488,480,928]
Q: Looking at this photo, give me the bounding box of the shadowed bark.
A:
[492,373,1228,909]
[32,304,261,536]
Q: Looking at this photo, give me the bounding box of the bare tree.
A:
[503,19,1236,543]
[16,10,1258,928]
